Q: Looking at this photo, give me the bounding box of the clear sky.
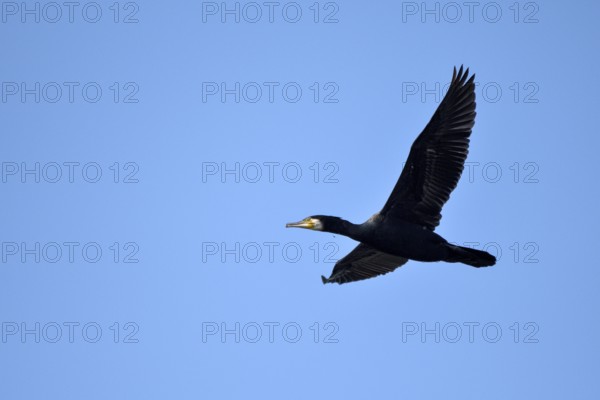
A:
[1,1,599,399]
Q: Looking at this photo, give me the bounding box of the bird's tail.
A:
[445,244,496,267]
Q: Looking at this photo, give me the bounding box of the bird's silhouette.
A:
[286,66,495,284]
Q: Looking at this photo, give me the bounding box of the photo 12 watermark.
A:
[1,2,140,24]
[451,241,540,264]
[201,241,339,264]
[401,321,540,343]
[1,162,140,184]
[1,321,140,344]
[401,81,540,104]
[201,321,340,343]
[398,161,539,184]
[1,82,139,104]
[201,82,339,104]
[1,241,140,264]
[201,2,339,24]
[401,2,540,24]
[201,161,339,184]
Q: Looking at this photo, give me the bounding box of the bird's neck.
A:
[325,218,364,241]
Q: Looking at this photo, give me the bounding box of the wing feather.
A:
[380,66,477,230]
[321,243,408,285]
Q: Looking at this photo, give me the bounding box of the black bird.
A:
[286,66,496,285]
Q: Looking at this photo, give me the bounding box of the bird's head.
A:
[285,215,344,232]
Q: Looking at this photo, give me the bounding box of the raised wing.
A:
[321,243,408,285]
[380,66,476,230]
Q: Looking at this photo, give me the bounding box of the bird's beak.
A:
[286,219,315,230]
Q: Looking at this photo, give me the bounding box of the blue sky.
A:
[1,1,599,399]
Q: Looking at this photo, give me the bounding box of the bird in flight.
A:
[286,66,495,285]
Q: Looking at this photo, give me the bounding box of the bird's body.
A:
[320,215,448,262]
[286,66,496,285]
[364,217,449,262]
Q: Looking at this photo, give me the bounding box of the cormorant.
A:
[286,66,496,285]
